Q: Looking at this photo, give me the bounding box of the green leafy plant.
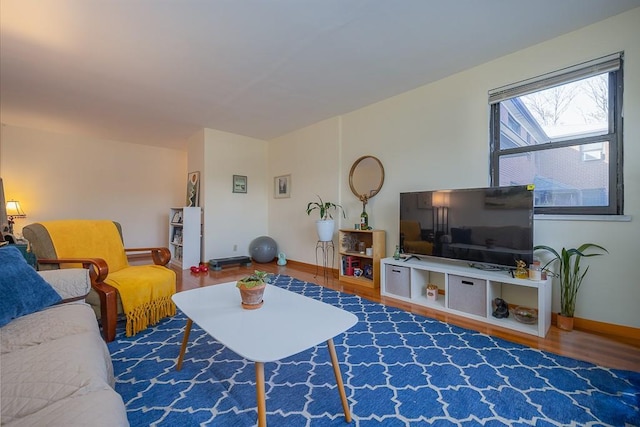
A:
[305,195,346,221]
[534,243,608,317]
[236,270,272,289]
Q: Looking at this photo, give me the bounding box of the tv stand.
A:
[403,255,421,262]
[381,257,551,337]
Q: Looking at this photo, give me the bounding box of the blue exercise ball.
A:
[249,236,278,263]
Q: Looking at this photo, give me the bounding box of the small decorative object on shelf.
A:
[528,262,542,280]
[363,264,373,279]
[236,271,272,310]
[360,202,369,230]
[492,298,510,319]
[513,306,538,324]
[514,259,528,279]
[426,284,438,301]
[393,245,401,260]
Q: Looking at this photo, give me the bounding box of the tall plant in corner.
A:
[306,195,345,242]
[534,243,607,330]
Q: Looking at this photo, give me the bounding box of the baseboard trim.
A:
[553,313,640,343]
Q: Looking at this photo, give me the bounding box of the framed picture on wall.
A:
[186,171,200,207]
[274,174,291,198]
[233,175,247,193]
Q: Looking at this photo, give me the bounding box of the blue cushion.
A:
[0,245,62,327]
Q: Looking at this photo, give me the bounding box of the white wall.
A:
[268,117,341,265]
[0,124,186,247]
[199,128,269,262]
[268,8,640,328]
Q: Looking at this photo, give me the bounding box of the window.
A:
[489,53,623,215]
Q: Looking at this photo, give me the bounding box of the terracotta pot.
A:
[238,283,266,310]
[556,314,574,331]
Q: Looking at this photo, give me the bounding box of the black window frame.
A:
[489,53,624,215]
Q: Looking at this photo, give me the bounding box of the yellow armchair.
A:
[23,220,176,342]
[400,220,433,255]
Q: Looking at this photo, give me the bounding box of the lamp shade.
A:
[6,200,26,218]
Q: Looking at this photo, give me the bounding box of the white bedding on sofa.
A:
[1,300,128,426]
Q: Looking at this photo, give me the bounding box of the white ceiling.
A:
[2,0,639,150]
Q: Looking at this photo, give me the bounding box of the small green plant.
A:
[305,195,346,220]
[534,243,608,318]
[236,270,272,288]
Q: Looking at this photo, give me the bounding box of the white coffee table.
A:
[172,282,358,426]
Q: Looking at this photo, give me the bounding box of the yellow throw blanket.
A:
[106,265,176,336]
[43,220,176,336]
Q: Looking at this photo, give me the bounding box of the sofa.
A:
[0,245,129,426]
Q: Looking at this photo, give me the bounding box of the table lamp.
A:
[6,200,26,234]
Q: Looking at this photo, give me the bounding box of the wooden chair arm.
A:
[37,257,109,283]
[37,257,117,342]
[124,247,171,266]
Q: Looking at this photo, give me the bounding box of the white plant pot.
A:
[315,219,335,242]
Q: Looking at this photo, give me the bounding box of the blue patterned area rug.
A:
[108,275,639,426]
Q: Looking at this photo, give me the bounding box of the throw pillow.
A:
[0,245,62,327]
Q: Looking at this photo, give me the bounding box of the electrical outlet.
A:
[233,244,237,251]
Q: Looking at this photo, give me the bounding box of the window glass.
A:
[490,54,622,215]
[497,142,609,207]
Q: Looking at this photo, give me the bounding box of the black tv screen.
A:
[399,185,534,268]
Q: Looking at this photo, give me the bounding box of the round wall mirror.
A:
[349,155,385,204]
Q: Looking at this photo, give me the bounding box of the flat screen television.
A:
[399,185,534,269]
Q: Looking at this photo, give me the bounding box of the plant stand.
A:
[315,239,334,281]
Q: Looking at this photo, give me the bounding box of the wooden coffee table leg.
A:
[327,338,351,422]
[255,362,267,427]
[176,318,193,371]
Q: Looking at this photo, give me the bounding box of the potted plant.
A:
[305,195,345,242]
[236,270,272,310]
[534,243,608,331]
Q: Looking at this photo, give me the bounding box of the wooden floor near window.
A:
[174,261,640,372]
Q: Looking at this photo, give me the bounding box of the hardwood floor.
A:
[174,261,640,372]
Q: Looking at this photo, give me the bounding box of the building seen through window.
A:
[489,53,623,215]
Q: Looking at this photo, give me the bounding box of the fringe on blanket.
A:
[126,296,177,337]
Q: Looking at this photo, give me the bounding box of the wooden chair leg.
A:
[98,287,118,342]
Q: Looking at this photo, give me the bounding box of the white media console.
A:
[380,256,552,337]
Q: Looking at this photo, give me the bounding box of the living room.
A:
[2,4,638,336]
[2,2,639,425]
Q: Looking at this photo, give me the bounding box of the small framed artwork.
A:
[274,174,291,198]
[186,171,200,207]
[417,192,432,209]
[233,175,247,193]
